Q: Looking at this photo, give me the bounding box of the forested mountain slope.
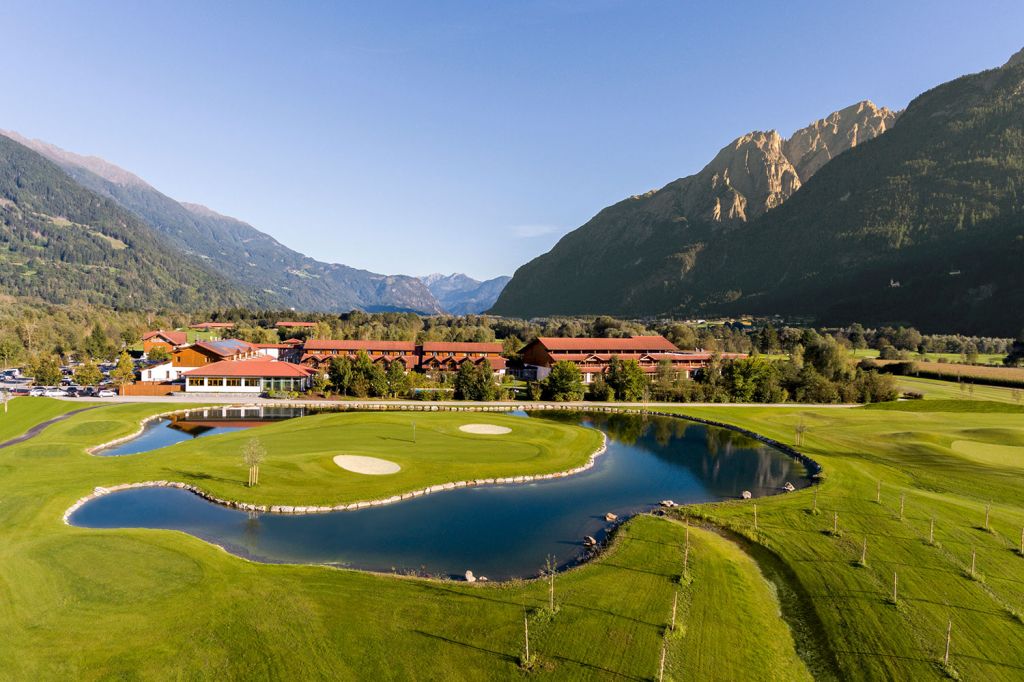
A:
[491,102,895,318]
[493,52,1024,335]
[0,135,247,310]
[0,131,444,314]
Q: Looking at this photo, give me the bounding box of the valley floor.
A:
[2,395,1023,679]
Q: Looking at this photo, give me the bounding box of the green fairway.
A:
[74,407,602,507]
[659,403,1024,681]
[0,396,83,442]
[4,397,1024,679]
[895,375,1024,403]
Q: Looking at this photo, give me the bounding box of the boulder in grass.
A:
[582,536,597,547]
[605,512,618,522]
[783,482,796,492]
[741,490,753,500]
[464,570,476,583]
[660,500,677,508]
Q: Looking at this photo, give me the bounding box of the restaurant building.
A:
[181,359,314,393]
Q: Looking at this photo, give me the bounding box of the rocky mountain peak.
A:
[690,129,800,223]
[783,100,897,179]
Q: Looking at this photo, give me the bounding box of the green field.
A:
[895,375,1024,404]
[850,348,1007,365]
[2,397,1024,679]
[81,408,601,506]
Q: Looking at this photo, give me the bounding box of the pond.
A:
[95,406,313,456]
[72,411,811,579]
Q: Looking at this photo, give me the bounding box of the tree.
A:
[73,359,104,387]
[454,361,496,401]
[110,351,136,387]
[542,361,584,402]
[385,360,410,398]
[587,374,615,401]
[84,325,114,360]
[329,356,354,395]
[606,357,647,401]
[29,355,62,386]
[312,370,331,395]
[147,345,170,363]
[1005,330,1024,367]
[0,335,24,370]
[243,438,266,487]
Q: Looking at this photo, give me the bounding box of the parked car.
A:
[97,389,118,398]
[29,388,45,397]
[44,388,68,398]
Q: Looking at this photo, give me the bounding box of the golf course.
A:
[2,395,1023,680]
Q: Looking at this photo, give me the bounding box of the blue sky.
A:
[4,1,1023,279]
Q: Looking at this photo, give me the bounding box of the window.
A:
[207,378,224,387]
[244,378,260,387]
[187,377,203,386]
[226,378,241,387]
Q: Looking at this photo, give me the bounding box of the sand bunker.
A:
[459,423,512,435]
[333,455,401,475]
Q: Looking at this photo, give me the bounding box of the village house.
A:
[519,335,745,383]
[181,358,314,393]
[140,339,262,383]
[142,330,188,355]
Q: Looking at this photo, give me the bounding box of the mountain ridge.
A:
[491,99,896,317]
[0,131,445,314]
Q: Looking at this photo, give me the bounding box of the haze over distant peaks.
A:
[421,273,511,315]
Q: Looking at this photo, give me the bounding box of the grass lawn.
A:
[74,407,602,507]
[850,348,1007,365]
[0,400,806,680]
[895,376,1024,404]
[0,396,83,441]
[5,397,1024,679]
[658,401,1024,681]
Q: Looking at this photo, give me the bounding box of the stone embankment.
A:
[65,402,822,523]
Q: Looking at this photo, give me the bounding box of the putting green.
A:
[951,439,1024,468]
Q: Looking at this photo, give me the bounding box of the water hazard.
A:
[73,411,810,579]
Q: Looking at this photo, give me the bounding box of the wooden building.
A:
[520,335,745,383]
[142,330,188,355]
[298,340,506,375]
[419,342,506,375]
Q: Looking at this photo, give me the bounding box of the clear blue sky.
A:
[4,1,1022,279]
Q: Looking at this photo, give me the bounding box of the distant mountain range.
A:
[0,131,511,314]
[492,49,1024,335]
[421,273,512,315]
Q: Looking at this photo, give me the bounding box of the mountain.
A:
[0,134,248,310]
[0,131,444,314]
[491,101,896,318]
[683,53,1024,335]
[421,273,511,315]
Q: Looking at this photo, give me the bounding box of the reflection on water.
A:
[75,411,810,578]
[96,406,311,456]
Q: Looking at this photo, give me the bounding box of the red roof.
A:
[255,343,292,349]
[276,321,317,327]
[143,330,187,346]
[282,338,303,345]
[304,339,416,352]
[420,342,504,353]
[536,336,680,353]
[183,359,314,378]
